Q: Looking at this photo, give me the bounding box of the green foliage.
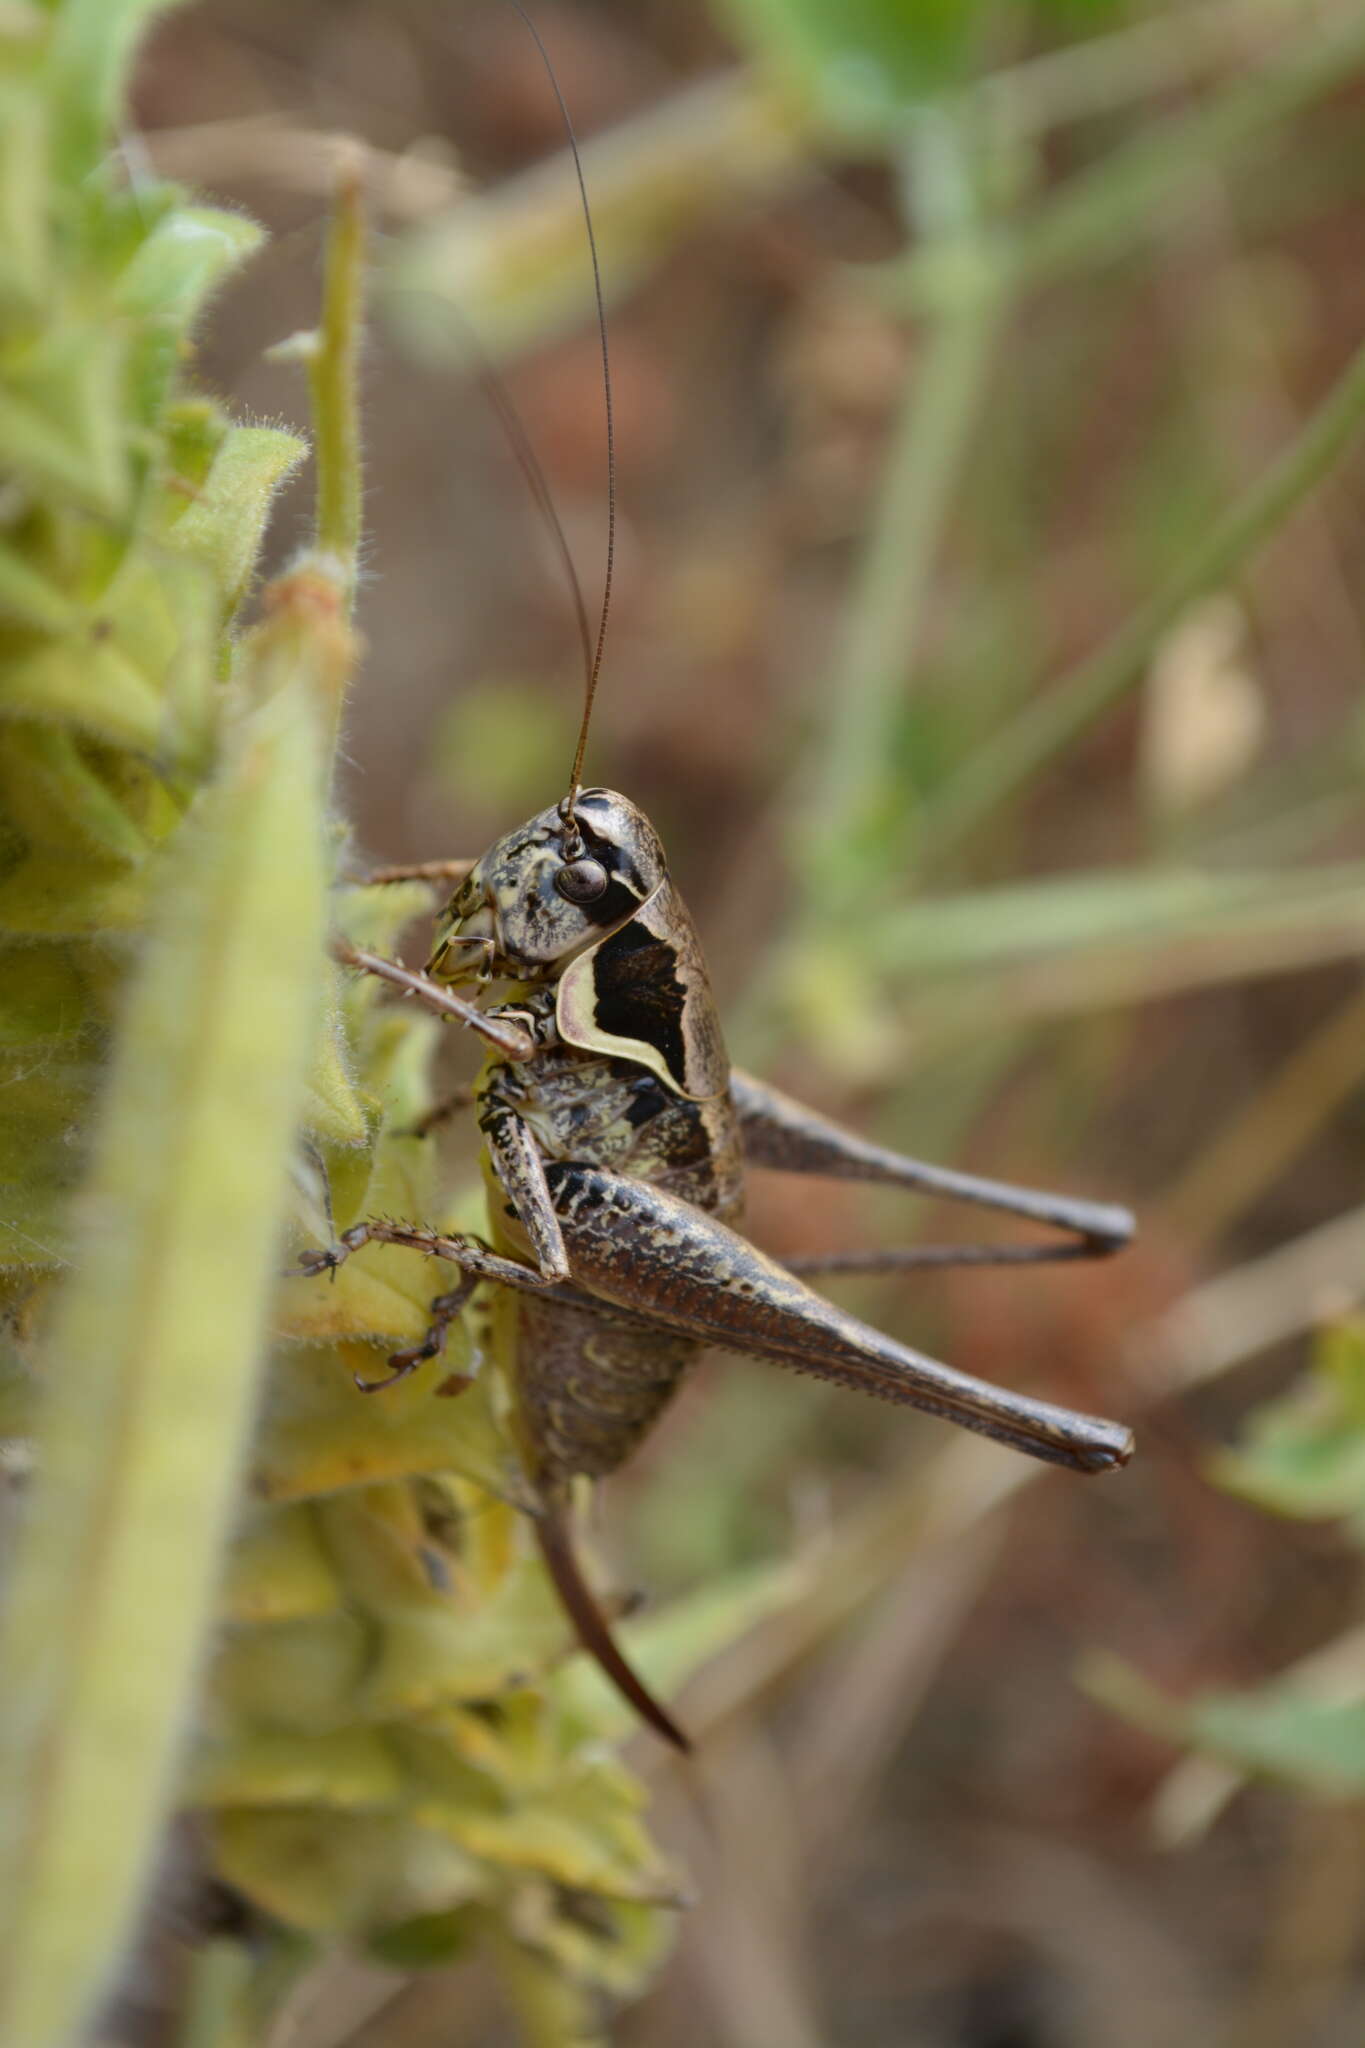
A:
[435,674,578,818]
[1214,1322,1365,1530]
[718,0,986,129]
[0,10,722,2046]
[0,6,335,2041]
[1093,1323,1365,1797]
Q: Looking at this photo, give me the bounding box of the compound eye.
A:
[555,857,609,904]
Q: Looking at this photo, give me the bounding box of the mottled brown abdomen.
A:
[510,1293,699,1483]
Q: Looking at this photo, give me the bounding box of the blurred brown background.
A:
[134,2,1365,2041]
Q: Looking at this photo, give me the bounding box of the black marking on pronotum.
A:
[589,919,691,1093]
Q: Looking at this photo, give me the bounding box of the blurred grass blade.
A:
[0,670,328,2048]
[1140,1207,1365,1396]
[922,332,1365,863]
[1161,983,1365,1248]
[799,108,1003,909]
[871,862,1365,980]
[977,0,1334,141]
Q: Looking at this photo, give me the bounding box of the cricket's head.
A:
[428,787,668,985]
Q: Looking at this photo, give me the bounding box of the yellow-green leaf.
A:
[164,423,307,615]
[211,1807,480,1935]
[221,1504,342,1625]
[188,1728,403,1812]
[252,1346,513,1503]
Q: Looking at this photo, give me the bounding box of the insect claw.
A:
[284,1245,342,1279]
[354,1351,422,1393]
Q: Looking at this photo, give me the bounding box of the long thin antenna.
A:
[476,353,595,690]
[504,0,615,815]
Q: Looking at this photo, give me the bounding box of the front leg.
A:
[479,1104,570,1284]
[359,858,475,887]
[331,941,537,1061]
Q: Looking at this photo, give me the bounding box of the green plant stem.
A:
[309,151,365,602]
[920,329,1365,866]
[491,1924,608,2048]
[730,115,1003,1068]
[174,1939,256,2048]
[802,295,1000,891]
[794,112,1004,913]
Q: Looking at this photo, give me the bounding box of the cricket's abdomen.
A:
[481,1017,743,1483]
[505,1291,698,1481]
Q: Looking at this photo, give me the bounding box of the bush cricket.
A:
[299,6,1135,1753]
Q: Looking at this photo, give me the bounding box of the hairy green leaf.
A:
[0,674,328,2048]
